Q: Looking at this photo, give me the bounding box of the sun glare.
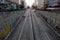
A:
[25,0,35,7]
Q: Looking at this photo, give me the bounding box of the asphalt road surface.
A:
[5,9,60,40]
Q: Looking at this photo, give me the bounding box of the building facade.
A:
[33,0,38,6]
[48,0,60,7]
[0,0,7,3]
[35,0,48,9]
[9,0,19,4]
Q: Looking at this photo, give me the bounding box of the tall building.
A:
[34,0,38,6]
[0,0,7,3]
[48,0,60,7]
[9,0,19,4]
[21,0,26,8]
[35,0,48,9]
[19,0,26,5]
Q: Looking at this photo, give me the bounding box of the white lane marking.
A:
[18,10,29,40]
[32,10,51,40]
[44,32,51,40]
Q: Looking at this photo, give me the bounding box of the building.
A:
[33,0,38,6]
[48,0,60,7]
[0,0,7,3]
[9,0,26,5]
[9,0,19,4]
[0,0,9,10]
[0,0,5,3]
[35,0,48,10]
[20,0,26,8]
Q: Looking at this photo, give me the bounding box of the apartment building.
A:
[35,0,48,9]
[48,0,60,7]
[0,0,7,3]
[9,0,19,4]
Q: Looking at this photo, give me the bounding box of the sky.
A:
[25,0,35,7]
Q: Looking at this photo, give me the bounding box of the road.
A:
[5,9,60,40]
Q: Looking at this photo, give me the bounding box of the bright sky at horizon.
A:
[25,0,35,7]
